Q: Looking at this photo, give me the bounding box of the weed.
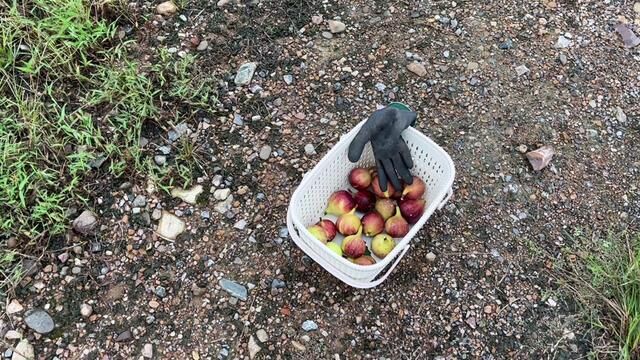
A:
[557,231,640,359]
[0,0,217,301]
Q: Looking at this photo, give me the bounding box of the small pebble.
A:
[259,145,272,160]
[304,144,316,155]
[271,279,286,289]
[321,31,333,39]
[234,220,247,230]
[256,329,269,342]
[197,40,209,51]
[301,320,318,332]
[155,286,167,298]
[154,155,167,166]
[80,303,93,317]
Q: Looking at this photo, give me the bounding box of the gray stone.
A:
[271,279,286,289]
[304,144,316,155]
[212,174,223,187]
[90,242,102,253]
[283,75,293,85]
[119,182,132,190]
[80,303,93,317]
[142,343,153,358]
[234,62,257,86]
[515,65,529,76]
[278,227,289,238]
[73,210,97,234]
[155,286,167,298]
[327,20,346,33]
[407,62,427,77]
[616,107,627,123]
[168,123,190,142]
[156,1,177,16]
[259,145,272,160]
[219,279,248,301]
[7,299,24,314]
[72,266,81,275]
[214,188,231,201]
[154,155,167,166]
[197,40,209,51]
[11,339,33,360]
[171,185,203,204]
[234,220,247,230]
[374,83,386,92]
[132,195,147,207]
[555,35,573,48]
[450,18,458,28]
[499,38,513,49]
[156,211,185,240]
[158,145,171,155]
[256,329,268,342]
[615,23,640,48]
[201,210,210,220]
[115,330,132,342]
[248,336,261,359]
[146,315,156,324]
[215,196,234,214]
[151,208,162,220]
[250,84,263,93]
[233,114,244,126]
[301,320,318,332]
[321,31,333,39]
[24,309,55,334]
[559,54,568,65]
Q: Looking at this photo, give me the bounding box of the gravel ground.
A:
[3,0,640,359]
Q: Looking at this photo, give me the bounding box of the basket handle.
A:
[437,187,453,210]
[286,208,409,289]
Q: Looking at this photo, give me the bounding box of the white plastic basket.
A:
[286,119,455,288]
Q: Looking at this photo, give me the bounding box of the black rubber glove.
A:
[348,107,416,192]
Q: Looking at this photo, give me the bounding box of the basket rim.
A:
[288,120,456,274]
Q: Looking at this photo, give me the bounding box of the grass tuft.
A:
[557,231,640,359]
[0,0,217,300]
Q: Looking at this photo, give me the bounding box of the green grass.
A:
[0,0,216,300]
[558,230,640,359]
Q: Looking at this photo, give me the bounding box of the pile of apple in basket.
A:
[307,167,426,265]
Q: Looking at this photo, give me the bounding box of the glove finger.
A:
[376,160,388,192]
[381,158,402,192]
[348,126,372,163]
[393,153,413,185]
[398,138,414,169]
